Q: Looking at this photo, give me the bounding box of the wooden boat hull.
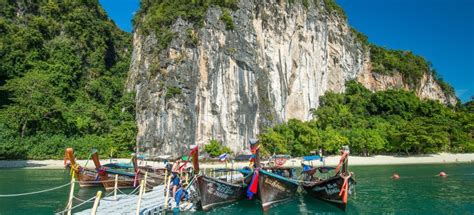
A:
[77,169,101,187]
[257,170,299,211]
[196,175,246,211]
[302,175,355,211]
[137,168,166,189]
[99,173,136,191]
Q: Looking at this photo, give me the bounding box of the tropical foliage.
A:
[259,81,474,156]
[0,0,135,159]
[204,139,232,157]
[135,0,238,51]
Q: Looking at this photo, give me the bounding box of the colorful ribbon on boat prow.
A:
[339,173,351,204]
[334,151,349,174]
[178,146,199,171]
[247,169,259,199]
[248,145,260,167]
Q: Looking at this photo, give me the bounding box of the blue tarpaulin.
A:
[103,163,134,169]
[303,155,321,161]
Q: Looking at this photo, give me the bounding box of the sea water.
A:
[0,163,473,214]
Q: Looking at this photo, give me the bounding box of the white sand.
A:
[1,153,473,169]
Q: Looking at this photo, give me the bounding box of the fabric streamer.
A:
[334,152,348,174]
[179,147,198,171]
[247,169,259,199]
[339,174,350,204]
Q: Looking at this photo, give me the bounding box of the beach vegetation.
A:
[205,139,233,157]
[259,81,474,156]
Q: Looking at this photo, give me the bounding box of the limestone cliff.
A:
[127,0,456,156]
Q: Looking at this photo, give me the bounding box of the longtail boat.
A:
[191,146,250,211]
[247,139,299,211]
[91,152,137,191]
[137,165,168,188]
[65,148,101,187]
[301,146,356,211]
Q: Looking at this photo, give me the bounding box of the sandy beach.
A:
[0,153,472,169]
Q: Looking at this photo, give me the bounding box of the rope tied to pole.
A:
[55,195,98,215]
[0,182,72,197]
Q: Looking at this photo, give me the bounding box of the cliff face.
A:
[127,0,455,156]
[357,62,457,105]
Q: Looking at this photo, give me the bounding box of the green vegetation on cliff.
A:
[135,0,237,50]
[369,44,455,95]
[260,81,474,157]
[0,0,135,159]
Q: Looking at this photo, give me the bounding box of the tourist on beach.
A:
[171,158,182,197]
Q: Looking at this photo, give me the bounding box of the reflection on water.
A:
[0,163,473,214]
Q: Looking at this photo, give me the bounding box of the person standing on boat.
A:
[174,182,189,207]
[171,158,182,197]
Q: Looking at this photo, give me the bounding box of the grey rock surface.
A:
[126,0,456,157]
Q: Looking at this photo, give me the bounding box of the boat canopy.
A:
[105,168,135,177]
[234,154,252,161]
[103,163,134,169]
[303,155,321,161]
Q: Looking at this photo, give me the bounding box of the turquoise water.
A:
[0,163,473,214]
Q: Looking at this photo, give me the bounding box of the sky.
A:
[99,0,473,102]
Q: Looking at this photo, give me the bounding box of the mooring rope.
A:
[0,182,71,197]
[72,195,90,203]
[72,179,135,184]
[56,195,97,215]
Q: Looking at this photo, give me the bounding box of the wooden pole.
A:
[225,160,229,181]
[231,160,234,183]
[66,177,75,215]
[164,175,172,209]
[91,191,102,215]
[135,179,145,215]
[143,171,148,191]
[113,174,118,200]
[164,168,168,185]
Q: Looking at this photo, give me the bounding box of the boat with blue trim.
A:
[301,146,356,211]
[191,146,250,211]
[246,139,299,211]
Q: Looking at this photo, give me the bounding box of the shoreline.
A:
[0,153,473,169]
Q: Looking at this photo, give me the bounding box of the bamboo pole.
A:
[164,168,168,185]
[91,191,102,215]
[113,174,118,200]
[66,177,75,215]
[143,171,148,191]
[225,160,229,181]
[164,175,173,209]
[135,179,145,215]
[231,160,234,183]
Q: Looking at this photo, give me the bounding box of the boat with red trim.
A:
[301,146,356,211]
[191,146,250,211]
[246,139,299,211]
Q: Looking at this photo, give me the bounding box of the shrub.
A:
[205,139,232,157]
[220,8,234,30]
[165,86,182,99]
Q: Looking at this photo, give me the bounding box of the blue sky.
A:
[99,0,473,102]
